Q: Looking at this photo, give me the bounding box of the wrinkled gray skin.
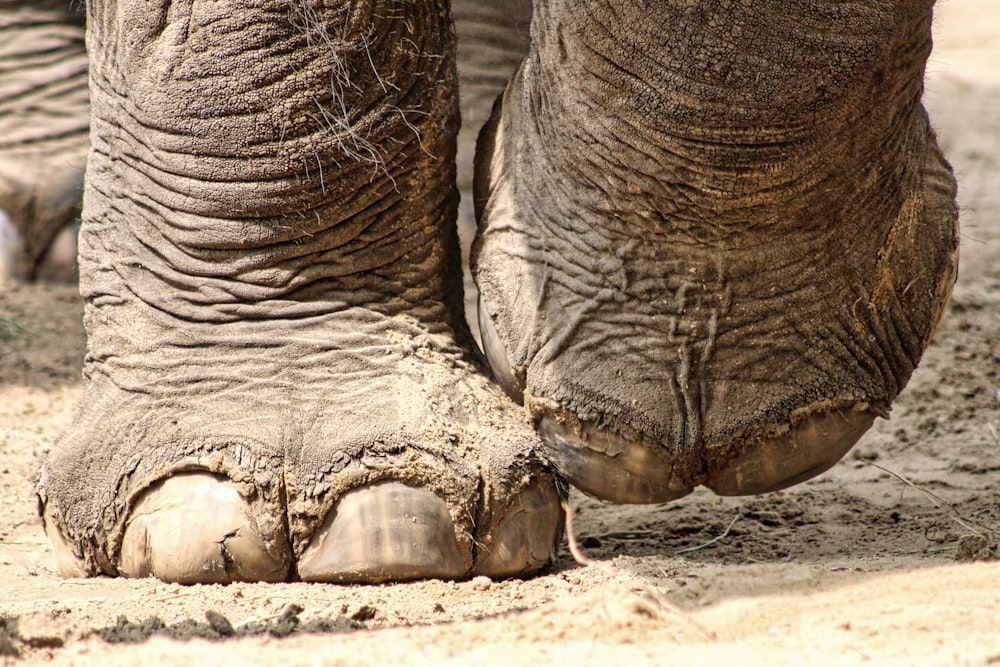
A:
[37,0,956,583]
[0,0,527,288]
[452,0,532,324]
[0,0,88,282]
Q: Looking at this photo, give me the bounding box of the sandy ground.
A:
[1,2,998,665]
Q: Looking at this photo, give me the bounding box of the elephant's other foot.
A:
[0,3,87,284]
[483,308,877,503]
[534,403,876,503]
[472,3,958,504]
[0,215,79,284]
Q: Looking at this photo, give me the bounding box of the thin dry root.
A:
[560,499,717,641]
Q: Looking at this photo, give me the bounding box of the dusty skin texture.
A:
[0,1,998,664]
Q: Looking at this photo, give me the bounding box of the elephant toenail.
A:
[119,473,290,584]
[474,476,563,577]
[297,482,469,583]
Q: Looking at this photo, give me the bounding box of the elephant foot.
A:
[37,0,564,584]
[482,302,878,503]
[0,216,79,284]
[0,212,23,283]
[534,404,876,503]
[471,4,958,504]
[39,329,564,584]
[41,429,563,585]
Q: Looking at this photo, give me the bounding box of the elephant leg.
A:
[452,0,532,335]
[38,0,562,583]
[0,2,88,283]
[473,1,958,503]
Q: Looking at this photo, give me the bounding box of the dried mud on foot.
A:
[2,2,999,665]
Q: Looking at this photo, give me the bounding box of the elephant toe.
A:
[118,473,290,584]
[474,475,563,578]
[705,406,876,496]
[297,482,468,583]
[297,476,562,583]
[42,507,88,578]
[538,415,695,504]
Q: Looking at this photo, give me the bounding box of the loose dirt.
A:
[1,2,998,665]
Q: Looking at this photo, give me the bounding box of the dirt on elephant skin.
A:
[1,2,999,665]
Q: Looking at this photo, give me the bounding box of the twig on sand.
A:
[867,461,994,544]
[988,423,1000,449]
[561,499,717,641]
[233,610,287,631]
[584,529,655,542]
[674,512,742,555]
[151,590,199,602]
[0,315,38,340]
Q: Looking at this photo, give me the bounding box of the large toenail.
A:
[297,482,468,583]
[705,406,876,496]
[474,476,563,578]
[478,297,525,404]
[538,416,695,504]
[42,506,88,578]
[119,473,290,584]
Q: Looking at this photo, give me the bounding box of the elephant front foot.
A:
[39,344,564,584]
[36,0,565,584]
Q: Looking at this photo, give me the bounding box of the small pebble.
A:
[205,610,234,637]
[350,605,377,622]
[955,534,993,562]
